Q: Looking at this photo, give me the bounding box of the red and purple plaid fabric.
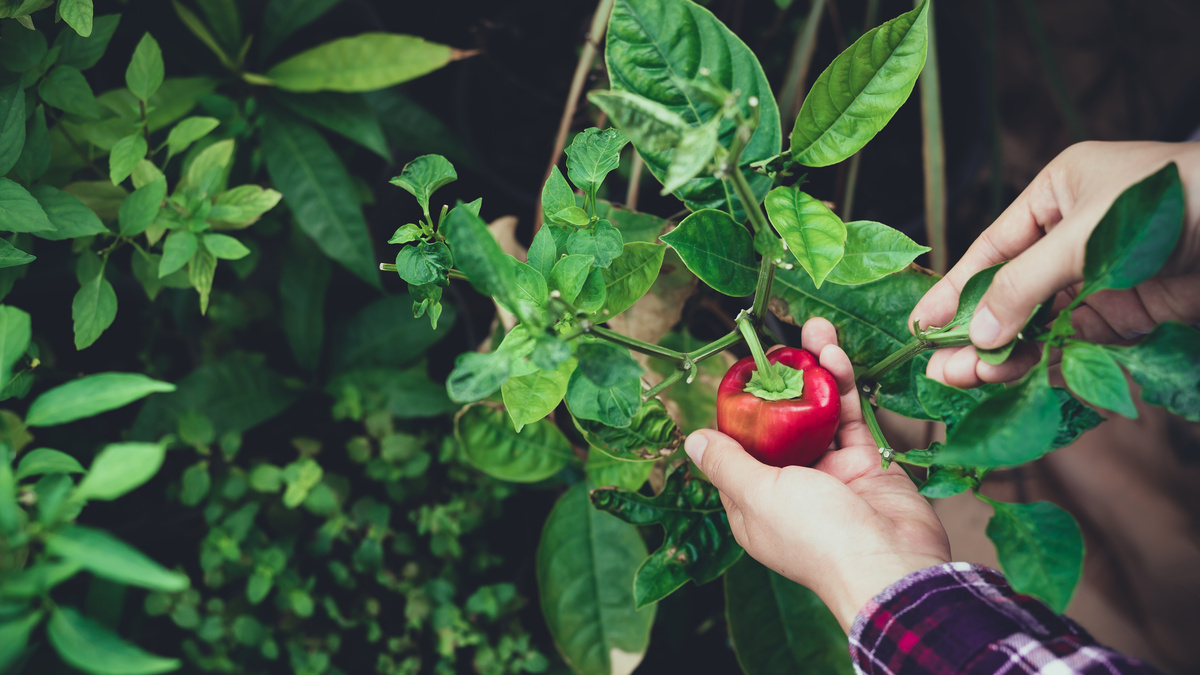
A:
[848,562,1164,674]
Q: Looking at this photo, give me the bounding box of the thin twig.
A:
[626,152,643,210]
[917,0,948,273]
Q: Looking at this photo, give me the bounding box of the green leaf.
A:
[389,154,456,218]
[455,403,573,482]
[48,606,180,675]
[187,246,217,314]
[936,366,1062,468]
[25,373,175,427]
[986,499,1083,613]
[564,127,628,204]
[605,0,781,219]
[0,305,30,392]
[132,353,299,440]
[915,372,1000,434]
[527,226,558,280]
[501,356,574,433]
[12,104,49,184]
[39,65,100,117]
[538,483,653,675]
[1049,387,1104,449]
[182,138,234,196]
[446,326,534,404]
[108,133,147,185]
[918,466,976,499]
[540,165,577,225]
[395,241,452,286]
[159,231,197,278]
[599,242,666,319]
[265,33,454,93]
[262,109,380,287]
[55,14,120,70]
[210,185,283,229]
[0,179,54,234]
[566,342,643,427]
[947,263,1004,328]
[16,448,84,480]
[0,560,82,600]
[824,220,930,285]
[202,233,251,260]
[0,82,25,175]
[724,556,853,675]
[326,363,456,420]
[592,467,744,607]
[165,116,220,159]
[260,0,344,59]
[0,21,46,73]
[280,227,331,371]
[0,239,34,269]
[548,254,592,306]
[586,451,653,491]
[790,0,928,166]
[0,609,43,674]
[330,294,455,373]
[662,116,721,195]
[587,91,686,158]
[577,266,607,314]
[74,443,166,501]
[441,202,537,323]
[573,398,681,461]
[1109,322,1200,422]
[388,224,423,245]
[565,219,623,269]
[45,526,189,592]
[125,33,164,101]
[764,186,846,288]
[117,178,166,237]
[72,270,117,350]
[660,209,757,297]
[1080,162,1185,299]
[1061,341,1137,418]
[59,0,94,37]
[275,91,391,161]
[30,186,105,241]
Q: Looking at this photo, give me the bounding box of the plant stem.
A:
[590,325,686,365]
[728,156,771,237]
[736,313,784,391]
[687,329,741,364]
[626,152,643,211]
[535,0,616,232]
[750,257,777,325]
[643,368,686,401]
[916,0,948,273]
[857,327,972,386]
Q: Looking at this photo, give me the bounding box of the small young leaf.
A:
[918,466,976,499]
[183,138,234,196]
[210,185,282,229]
[526,226,558,280]
[108,133,147,186]
[394,242,452,286]
[58,0,94,37]
[188,247,217,314]
[577,266,607,314]
[662,116,721,195]
[948,263,1004,329]
[823,220,930,286]
[661,209,757,297]
[501,356,574,433]
[74,443,166,501]
[986,499,1083,614]
[166,116,220,159]
[159,231,198,278]
[587,90,685,156]
[125,33,164,101]
[446,326,534,403]
[547,254,592,306]
[764,186,846,288]
[387,224,423,245]
[203,233,252,261]
[540,165,576,225]
[388,154,456,218]
[72,271,117,350]
[599,242,666,319]
[117,177,166,237]
[25,373,175,427]
[48,606,180,675]
[1061,341,1137,418]
[456,403,573,481]
[565,219,623,269]
[564,127,629,201]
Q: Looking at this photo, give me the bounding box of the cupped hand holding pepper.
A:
[685,317,951,632]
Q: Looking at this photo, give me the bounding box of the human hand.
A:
[911,141,1200,388]
[684,317,950,632]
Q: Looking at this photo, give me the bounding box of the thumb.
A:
[685,430,775,505]
[970,219,1086,349]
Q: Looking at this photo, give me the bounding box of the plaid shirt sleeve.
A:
[847,562,1165,675]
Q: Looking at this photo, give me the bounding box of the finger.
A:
[819,344,876,449]
[800,316,838,355]
[766,344,785,354]
[976,343,1041,384]
[941,346,986,389]
[911,173,1060,331]
[925,346,966,385]
[971,217,1088,348]
[684,430,776,507]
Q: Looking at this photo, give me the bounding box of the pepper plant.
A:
[383,0,1200,672]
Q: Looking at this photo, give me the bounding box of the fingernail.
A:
[684,432,708,466]
[970,306,1001,347]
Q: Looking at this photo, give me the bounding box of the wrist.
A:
[820,553,949,633]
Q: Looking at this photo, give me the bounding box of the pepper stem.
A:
[736,311,785,392]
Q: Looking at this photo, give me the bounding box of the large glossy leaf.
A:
[1080,162,1184,299]
[74,443,166,502]
[565,342,643,428]
[132,353,299,440]
[1061,341,1137,419]
[33,185,109,241]
[660,209,757,296]
[599,242,666,319]
[915,372,1001,434]
[985,499,1083,614]
[330,294,455,374]
[262,108,379,287]
[935,366,1061,468]
[605,0,780,219]
[566,220,623,269]
[455,404,573,482]
[824,221,930,285]
[501,356,574,433]
[538,483,653,675]
[25,373,175,427]
[591,467,743,607]
[48,606,180,675]
[280,228,331,372]
[260,0,344,59]
[0,179,55,234]
[1109,322,1200,422]
[586,451,654,491]
[790,0,928,166]
[764,187,846,288]
[45,526,189,592]
[0,82,24,175]
[574,399,681,461]
[266,33,453,93]
[724,556,853,675]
